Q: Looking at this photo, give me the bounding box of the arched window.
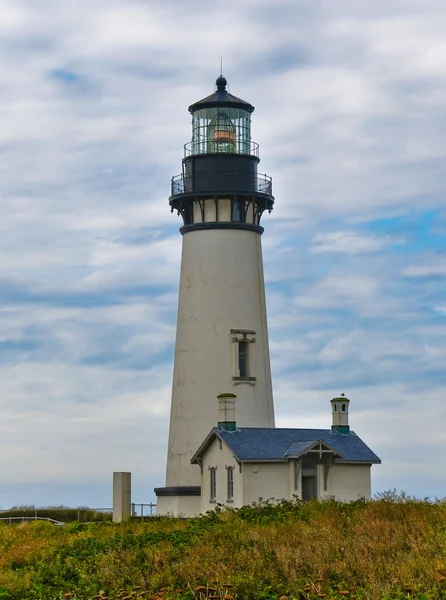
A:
[210,467,217,502]
[227,467,234,501]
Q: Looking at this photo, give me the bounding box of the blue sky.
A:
[1,0,446,508]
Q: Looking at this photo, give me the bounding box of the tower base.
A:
[154,486,201,517]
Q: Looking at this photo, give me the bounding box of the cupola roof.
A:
[188,76,255,114]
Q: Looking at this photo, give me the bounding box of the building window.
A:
[210,467,217,502]
[342,404,346,411]
[294,459,302,491]
[227,467,234,501]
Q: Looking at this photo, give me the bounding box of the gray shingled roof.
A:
[215,427,381,464]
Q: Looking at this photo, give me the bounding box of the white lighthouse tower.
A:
[155,76,275,516]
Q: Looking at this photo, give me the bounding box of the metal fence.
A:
[0,503,157,524]
[0,516,65,525]
[0,507,113,524]
[131,502,157,517]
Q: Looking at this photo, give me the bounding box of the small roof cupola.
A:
[331,393,350,434]
[217,393,237,432]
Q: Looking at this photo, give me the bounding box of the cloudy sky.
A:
[1,0,446,509]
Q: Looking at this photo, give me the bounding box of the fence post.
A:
[113,472,131,523]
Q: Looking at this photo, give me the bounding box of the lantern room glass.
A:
[191,107,251,155]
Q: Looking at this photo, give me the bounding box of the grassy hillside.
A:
[0,496,446,600]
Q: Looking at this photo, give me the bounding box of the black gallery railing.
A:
[171,172,272,196]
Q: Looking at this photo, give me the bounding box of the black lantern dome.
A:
[188,76,255,113]
[170,76,274,234]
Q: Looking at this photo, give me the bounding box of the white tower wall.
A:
[165,223,275,488]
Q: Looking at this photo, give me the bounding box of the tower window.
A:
[231,329,256,383]
[231,200,245,222]
[342,404,346,411]
[238,341,248,377]
[227,467,234,501]
[210,467,217,502]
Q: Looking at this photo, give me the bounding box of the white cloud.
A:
[403,259,446,278]
[311,231,401,254]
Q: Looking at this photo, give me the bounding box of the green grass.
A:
[0,496,445,600]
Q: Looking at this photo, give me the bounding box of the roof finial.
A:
[216,70,227,91]
[220,57,223,77]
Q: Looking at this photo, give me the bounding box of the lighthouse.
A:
[155,76,275,516]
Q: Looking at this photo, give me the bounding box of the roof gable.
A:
[284,439,343,459]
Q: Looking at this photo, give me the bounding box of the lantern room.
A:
[187,76,255,157]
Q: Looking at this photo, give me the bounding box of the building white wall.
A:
[165,226,275,489]
[197,440,374,511]
[327,464,372,500]
[200,436,243,512]
[243,462,290,505]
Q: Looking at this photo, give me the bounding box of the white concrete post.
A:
[113,472,131,523]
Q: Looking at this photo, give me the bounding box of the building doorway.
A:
[302,476,316,501]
